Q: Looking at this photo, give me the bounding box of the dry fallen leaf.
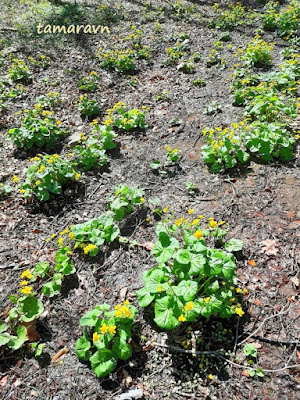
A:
[21,321,40,342]
[247,259,256,266]
[136,242,154,251]
[291,276,300,287]
[0,376,8,387]
[286,210,296,220]
[261,239,279,256]
[51,347,69,363]
[119,287,128,301]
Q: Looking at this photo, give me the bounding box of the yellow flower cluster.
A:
[83,244,97,254]
[19,269,34,295]
[115,300,132,318]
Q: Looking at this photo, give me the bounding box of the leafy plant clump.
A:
[201,123,250,173]
[107,184,145,221]
[244,121,296,162]
[76,95,101,118]
[8,58,31,83]
[69,212,120,256]
[21,154,81,201]
[0,183,12,200]
[137,214,244,330]
[8,105,67,150]
[1,269,44,352]
[78,71,100,92]
[75,302,137,378]
[241,37,273,68]
[151,145,181,176]
[104,102,148,131]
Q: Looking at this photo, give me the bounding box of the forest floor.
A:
[0,0,300,399]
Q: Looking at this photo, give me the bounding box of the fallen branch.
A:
[153,342,300,374]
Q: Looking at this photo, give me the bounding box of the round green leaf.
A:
[90,350,117,378]
[112,337,132,360]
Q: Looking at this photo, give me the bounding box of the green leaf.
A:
[42,280,61,297]
[0,321,8,333]
[150,160,161,169]
[18,297,44,322]
[34,262,49,278]
[8,326,26,350]
[189,254,206,275]
[144,268,167,294]
[174,280,198,301]
[9,307,18,320]
[248,369,255,377]
[175,249,191,264]
[256,367,264,377]
[94,304,111,312]
[34,343,46,358]
[0,333,11,346]
[154,296,180,330]
[112,337,132,360]
[158,232,171,247]
[225,239,243,252]
[243,343,257,358]
[155,247,175,263]
[55,259,76,275]
[136,287,155,307]
[75,334,91,361]
[17,325,26,341]
[80,309,101,327]
[237,150,250,163]
[89,349,117,378]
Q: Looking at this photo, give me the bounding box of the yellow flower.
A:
[184,301,194,311]
[209,220,218,228]
[20,189,25,194]
[175,219,181,226]
[123,306,132,318]
[208,374,214,380]
[68,232,76,240]
[157,285,162,292]
[35,180,40,186]
[188,209,194,214]
[194,230,203,240]
[58,237,64,246]
[243,288,248,294]
[93,332,101,342]
[83,244,97,254]
[204,297,210,303]
[100,323,108,334]
[20,280,28,286]
[74,173,81,181]
[178,314,186,322]
[108,325,116,335]
[123,300,129,305]
[12,175,19,183]
[56,120,62,125]
[236,288,242,293]
[236,307,244,317]
[140,197,145,203]
[60,228,69,235]
[20,286,33,295]
[192,219,200,225]
[163,206,169,213]
[20,269,33,279]
[198,215,204,219]
[38,165,45,173]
